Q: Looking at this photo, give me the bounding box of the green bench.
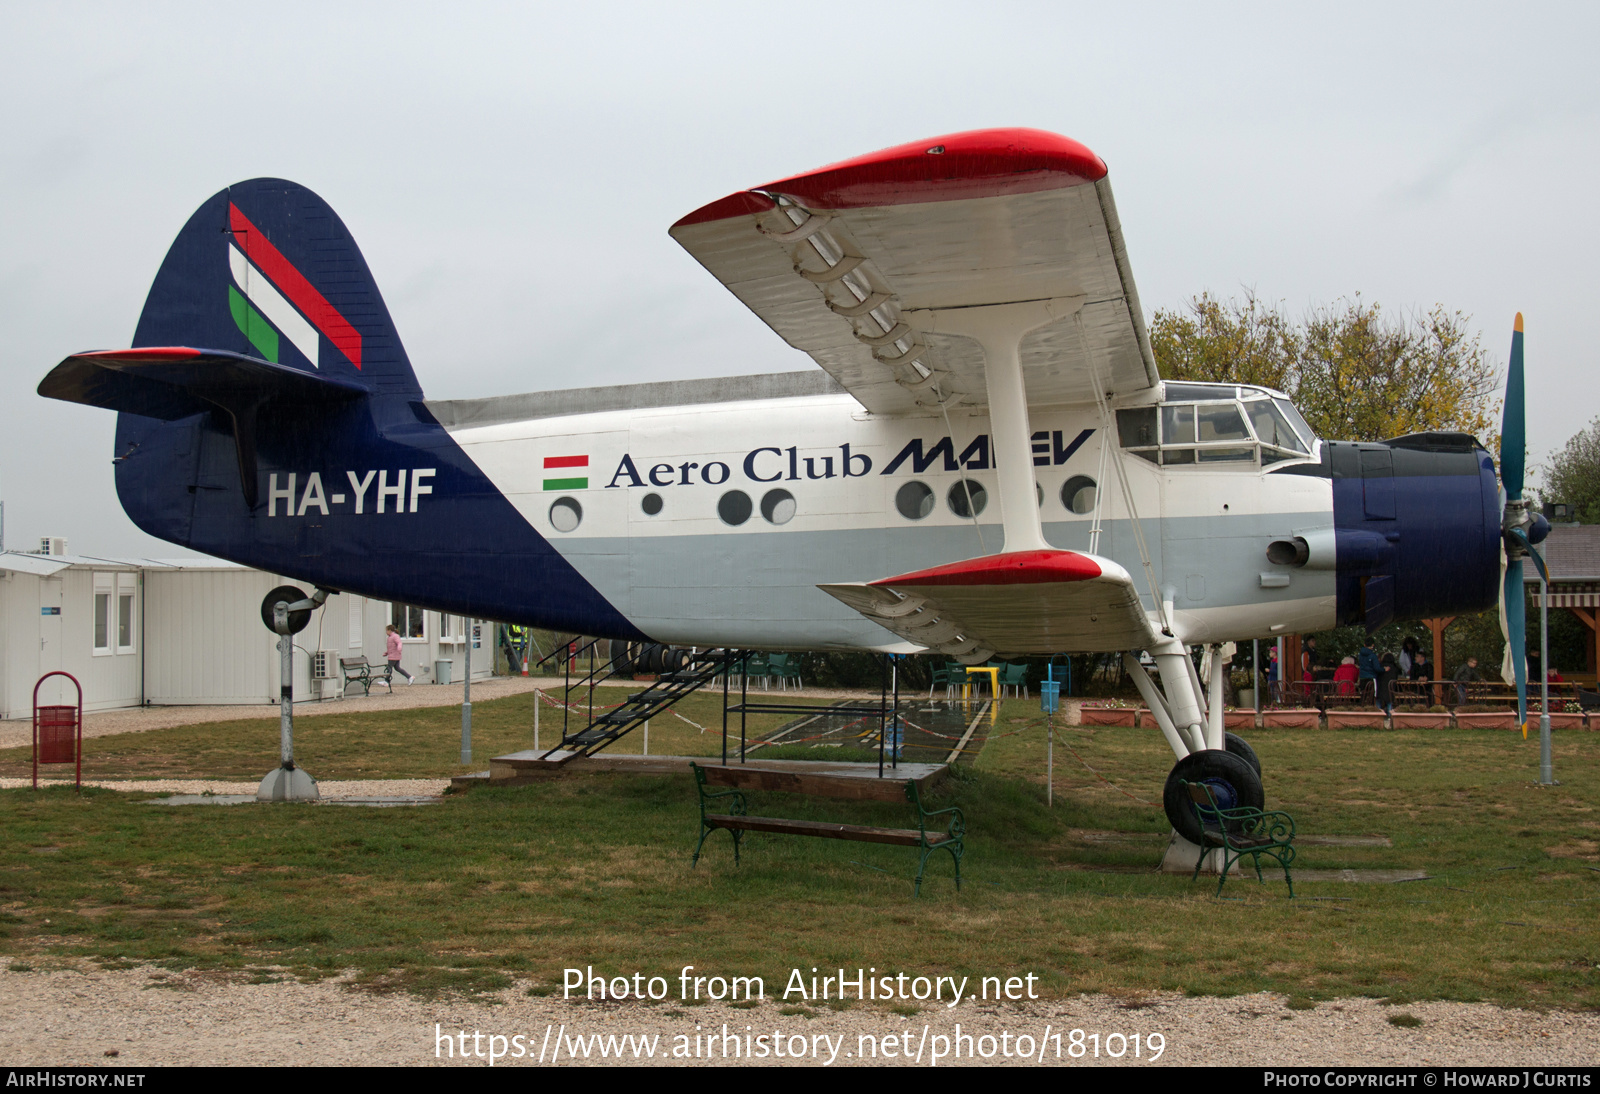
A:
[690,762,964,895]
[340,656,393,696]
[1181,779,1296,897]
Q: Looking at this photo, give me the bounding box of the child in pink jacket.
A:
[385,624,414,685]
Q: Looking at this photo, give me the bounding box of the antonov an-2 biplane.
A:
[40,128,1539,838]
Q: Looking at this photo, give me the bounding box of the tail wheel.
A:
[259,585,312,635]
[1162,748,1264,846]
[1224,731,1261,777]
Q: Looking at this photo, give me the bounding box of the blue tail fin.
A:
[132,178,421,396]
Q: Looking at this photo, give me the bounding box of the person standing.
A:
[1377,652,1401,715]
[1399,636,1420,677]
[385,624,414,686]
[1452,656,1482,705]
[1357,638,1381,702]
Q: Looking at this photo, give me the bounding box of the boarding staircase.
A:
[534,639,737,762]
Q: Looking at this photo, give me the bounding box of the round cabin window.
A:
[717,490,753,526]
[947,480,987,519]
[760,489,796,525]
[641,492,663,516]
[549,497,582,533]
[1061,475,1098,515]
[895,481,935,520]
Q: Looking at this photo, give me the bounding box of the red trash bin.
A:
[32,672,83,791]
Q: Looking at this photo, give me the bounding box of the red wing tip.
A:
[77,347,202,361]
[673,128,1106,228]
[870,549,1102,589]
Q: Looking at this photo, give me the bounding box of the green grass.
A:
[0,695,1596,1008]
[0,689,813,782]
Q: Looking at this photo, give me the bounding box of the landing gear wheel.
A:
[1162,749,1265,847]
[259,585,312,635]
[1224,732,1261,777]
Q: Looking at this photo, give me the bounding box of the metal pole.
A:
[1540,576,1555,785]
[739,652,748,764]
[721,650,729,766]
[878,653,887,778]
[1253,638,1262,714]
[1047,708,1053,808]
[534,687,540,752]
[643,719,649,757]
[461,619,473,764]
[891,657,900,770]
[279,633,294,768]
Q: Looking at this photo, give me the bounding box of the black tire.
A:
[1224,732,1261,777]
[259,585,312,635]
[1162,749,1265,846]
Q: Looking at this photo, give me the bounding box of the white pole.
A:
[534,688,541,752]
[643,719,649,756]
[460,620,473,764]
[1046,709,1053,808]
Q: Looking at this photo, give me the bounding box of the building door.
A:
[37,576,63,693]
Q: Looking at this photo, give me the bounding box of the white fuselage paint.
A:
[446,392,1337,652]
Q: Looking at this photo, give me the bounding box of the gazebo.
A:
[1520,523,1599,682]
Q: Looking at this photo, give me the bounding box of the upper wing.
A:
[820,549,1159,662]
[670,128,1159,416]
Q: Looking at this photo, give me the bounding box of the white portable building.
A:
[0,551,491,720]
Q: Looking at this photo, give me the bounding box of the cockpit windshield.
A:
[1117,382,1318,469]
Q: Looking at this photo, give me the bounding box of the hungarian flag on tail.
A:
[226,203,364,370]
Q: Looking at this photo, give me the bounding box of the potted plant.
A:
[1390,704,1452,729]
[1326,707,1387,728]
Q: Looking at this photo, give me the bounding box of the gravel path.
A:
[0,961,1593,1067]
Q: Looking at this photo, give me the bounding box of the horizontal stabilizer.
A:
[820,549,1157,660]
[39,347,366,506]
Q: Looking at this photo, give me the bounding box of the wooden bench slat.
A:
[704,814,953,847]
[698,764,916,803]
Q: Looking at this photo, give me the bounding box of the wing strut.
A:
[907,298,1086,554]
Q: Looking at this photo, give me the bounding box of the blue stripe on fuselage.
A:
[113,395,647,639]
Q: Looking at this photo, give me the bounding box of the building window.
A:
[116,573,136,653]
[93,573,112,655]
[440,614,465,642]
[390,603,426,640]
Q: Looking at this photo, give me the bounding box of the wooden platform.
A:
[452,751,947,794]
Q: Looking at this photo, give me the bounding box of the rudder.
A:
[132,178,421,396]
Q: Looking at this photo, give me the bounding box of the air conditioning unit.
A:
[311,651,338,679]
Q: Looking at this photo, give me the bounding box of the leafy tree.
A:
[1540,416,1600,523]
[1150,292,1501,446]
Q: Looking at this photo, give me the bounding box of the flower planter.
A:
[1326,710,1387,729]
[1532,712,1586,730]
[1262,709,1321,728]
[1455,712,1519,730]
[1389,712,1452,729]
[1080,706,1137,727]
[1223,710,1258,729]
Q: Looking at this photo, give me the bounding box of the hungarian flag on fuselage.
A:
[226,203,364,370]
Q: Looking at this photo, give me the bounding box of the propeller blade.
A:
[1506,529,1551,584]
[1503,557,1527,723]
[1500,313,1525,500]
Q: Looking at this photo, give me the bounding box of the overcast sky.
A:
[2,2,1594,558]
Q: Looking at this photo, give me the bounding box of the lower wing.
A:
[820,549,1158,662]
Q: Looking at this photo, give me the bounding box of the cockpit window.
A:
[1245,399,1308,453]
[1120,394,1317,470]
[1197,404,1249,443]
[1274,398,1317,448]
